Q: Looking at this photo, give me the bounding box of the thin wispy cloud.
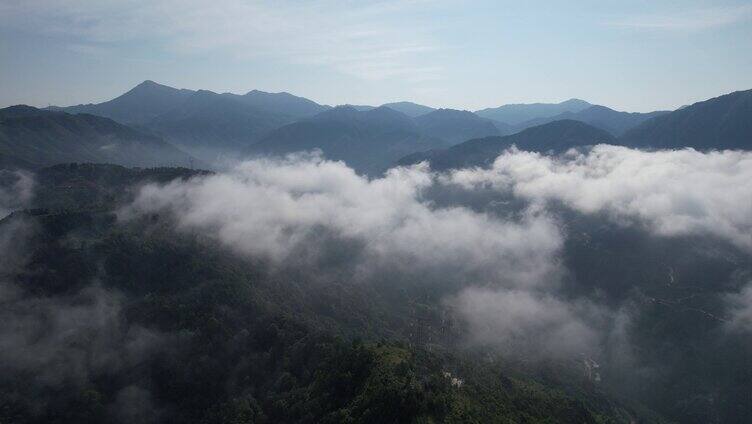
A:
[606,4,752,31]
[0,0,444,82]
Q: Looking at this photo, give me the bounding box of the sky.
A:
[1,0,751,112]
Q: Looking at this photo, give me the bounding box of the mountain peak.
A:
[0,104,43,117]
[562,98,590,105]
[130,80,174,92]
[427,108,476,117]
[238,89,329,117]
[245,89,293,97]
[583,104,616,113]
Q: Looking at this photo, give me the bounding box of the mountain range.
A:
[145,89,293,154]
[2,83,752,424]
[398,120,615,171]
[475,98,593,125]
[398,89,752,170]
[48,82,668,150]
[232,89,330,118]
[414,108,503,144]
[1,82,747,173]
[247,105,450,175]
[514,105,670,136]
[52,80,195,124]
[53,81,329,162]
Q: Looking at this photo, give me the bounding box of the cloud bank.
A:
[120,146,752,359]
[123,153,562,288]
[121,153,599,356]
[447,145,752,251]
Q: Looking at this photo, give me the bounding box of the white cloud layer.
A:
[122,154,603,356]
[447,145,752,251]
[122,153,562,288]
[121,147,752,358]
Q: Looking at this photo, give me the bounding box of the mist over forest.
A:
[2,1,752,422]
[2,131,752,422]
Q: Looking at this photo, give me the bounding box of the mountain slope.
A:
[0,105,195,168]
[381,101,435,117]
[620,89,752,150]
[414,108,502,144]
[54,80,195,124]
[475,99,592,125]
[399,120,615,171]
[233,89,330,118]
[145,90,292,154]
[517,105,670,136]
[246,106,449,175]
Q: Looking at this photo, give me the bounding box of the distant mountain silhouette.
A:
[53,80,195,124]
[415,109,502,144]
[51,82,330,146]
[231,89,330,118]
[146,90,292,154]
[620,89,752,150]
[44,83,752,172]
[398,120,614,171]
[0,106,194,168]
[381,101,435,117]
[475,99,592,125]
[341,104,376,111]
[54,81,331,124]
[246,106,450,175]
[517,105,670,136]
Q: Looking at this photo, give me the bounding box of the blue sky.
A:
[1,0,751,112]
